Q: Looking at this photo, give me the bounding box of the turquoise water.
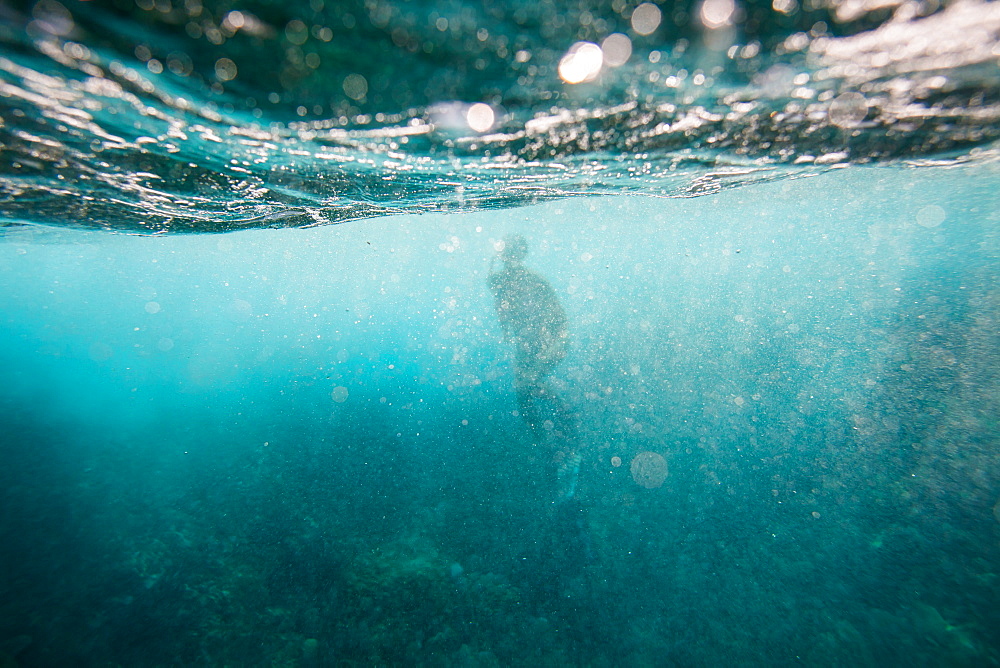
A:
[3,164,999,665]
[2,0,1000,665]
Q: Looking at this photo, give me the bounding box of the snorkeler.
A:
[488,234,569,424]
[488,234,580,500]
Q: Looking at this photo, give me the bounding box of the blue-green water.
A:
[2,0,1000,665]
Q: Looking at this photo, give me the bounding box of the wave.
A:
[1,0,998,233]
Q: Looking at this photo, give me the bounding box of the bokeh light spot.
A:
[631,3,662,36]
[343,73,368,101]
[828,92,868,128]
[916,205,946,228]
[601,33,633,67]
[631,451,668,489]
[772,0,798,14]
[700,0,736,29]
[331,386,349,403]
[285,19,308,45]
[558,42,603,84]
[222,11,245,31]
[466,103,495,132]
[214,58,237,82]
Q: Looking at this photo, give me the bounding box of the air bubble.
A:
[828,92,868,128]
[916,205,945,228]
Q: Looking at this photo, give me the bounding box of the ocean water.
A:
[2,0,1000,665]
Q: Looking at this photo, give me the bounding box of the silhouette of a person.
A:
[488,232,581,501]
[489,236,586,571]
[488,233,569,417]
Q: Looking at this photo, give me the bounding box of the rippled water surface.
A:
[2,0,999,230]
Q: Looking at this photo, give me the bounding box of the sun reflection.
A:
[601,33,633,67]
[558,42,603,84]
[466,103,495,132]
[700,0,737,29]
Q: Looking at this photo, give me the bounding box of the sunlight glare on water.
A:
[0,0,997,233]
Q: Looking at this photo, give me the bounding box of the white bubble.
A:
[157,337,175,351]
[466,103,495,133]
[916,205,946,228]
[145,301,161,314]
[631,3,662,36]
[700,0,736,29]
[601,33,633,67]
[331,386,349,403]
[828,92,868,128]
[558,42,603,84]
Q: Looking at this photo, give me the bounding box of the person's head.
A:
[500,234,529,263]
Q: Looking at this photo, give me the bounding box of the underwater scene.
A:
[2,0,1000,665]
